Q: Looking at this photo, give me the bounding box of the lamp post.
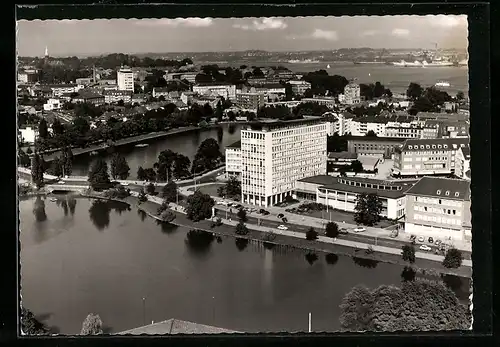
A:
[212,296,216,323]
[142,297,146,326]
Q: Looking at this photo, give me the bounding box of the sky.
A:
[16,15,468,57]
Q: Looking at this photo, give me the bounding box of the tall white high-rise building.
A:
[343,82,361,105]
[117,67,134,92]
[240,118,328,207]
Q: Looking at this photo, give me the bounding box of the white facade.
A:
[225,147,242,175]
[350,120,387,136]
[301,97,336,109]
[455,147,470,179]
[193,84,237,100]
[343,83,361,105]
[240,120,328,207]
[51,85,80,97]
[117,68,135,92]
[43,98,62,111]
[18,127,38,144]
[288,80,312,94]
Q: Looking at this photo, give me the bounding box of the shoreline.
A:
[41,123,238,162]
[74,192,471,279]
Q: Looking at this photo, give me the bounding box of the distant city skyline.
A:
[17,15,468,57]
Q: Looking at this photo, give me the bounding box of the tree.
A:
[192,138,222,172]
[354,193,383,226]
[366,130,377,137]
[186,190,215,222]
[88,158,110,190]
[162,180,178,203]
[146,182,156,195]
[442,248,463,269]
[137,166,146,181]
[456,91,465,101]
[235,220,249,235]
[339,279,470,332]
[406,82,423,100]
[217,185,226,197]
[401,245,416,263]
[159,210,176,223]
[48,157,63,177]
[31,153,45,188]
[306,227,318,240]
[237,207,247,222]
[225,176,241,198]
[81,313,103,335]
[52,118,64,135]
[325,221,339,238]
[350,160,364,173]
[38,118,48,139]
[215,100,223,122]
[110,153,130,180]
[20,306,49,335]
[172,154,191,179]
[61,147,73,176]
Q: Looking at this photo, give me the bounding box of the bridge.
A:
[45,182,90,193]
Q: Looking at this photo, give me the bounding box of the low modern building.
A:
[103,90,133,104]
[72,90,105,105]
[347,136,405,159]
[301,97,337,109]
[294,175,416,220]
[152,87,170,99]
[392,137,470,177]
[327,151,358,170]
[403,176,471,241]
[240,118,328,207]
[193,83,237,100]
[225,140,242,176]
[235,92,266,111]
[288,80,312,95]
[455,146,471,180]
[43,98,62,111]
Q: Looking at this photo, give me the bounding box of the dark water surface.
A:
[20,196,470,334]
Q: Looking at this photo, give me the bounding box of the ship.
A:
[288,59,320,64]
[435,81,450,87]
[392,60,423,67]
[422,60,454,67]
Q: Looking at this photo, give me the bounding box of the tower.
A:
[44,46,48,58]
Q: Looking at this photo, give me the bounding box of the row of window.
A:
[414,214,462,226]
[403,164,446,170]
[415,197,462,207]
[414,205,460,216]
[407,143,467,150]
[403,156,448,162]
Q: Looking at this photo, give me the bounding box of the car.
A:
[339,228,348,235]
[260,209,270,215]
[410,235,416,241]
[353,227,366,233]
[277,213,284,219]
[121,183,129,186]
[434,239,441,246]
[234,204,242,209]
[419,245,432,251]
[281,217,288,223]
[277,225,288,230]
[418,236,425,242]
[58,180,65,184]
[428,237,434,243]
[390,232,397,238]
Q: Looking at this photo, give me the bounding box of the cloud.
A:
[233,18,287,31]
[134,18,213,28]
[391,28,410,37]
[311,29,338,41]
[428,15,467,28]
[360,30,377,37]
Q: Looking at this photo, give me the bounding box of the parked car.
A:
[339,228,348,235]
[410,234,416,241]
[277,225,288,230]
[419,245,432,251]
[234,204,242,209]
[58,180,65,184]
[259,209,270,215]
[277,213,284,219]
[434,239,441,246]
[418,236,425,242]
[353,227,366,233]
[281,217,288,223]
[428,237,434,243]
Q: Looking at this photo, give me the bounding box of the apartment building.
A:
[18,126,39,144]
[455,146,471,180]
[392,137,470,177]
[294,175,416,220]
[403,177,471,241]
[117,67,134,93]
[225,140,242,176]
[385,124,424,139]
[18,69,39,83]
[103,90,133,104]
[343,82,361,105]
[152,87,170,99]
[288,80,312,95]
[301,97,337,109]
[240,118,328,207]
[193,83,237,100]
[43,98,62,111]
[347,136,405,159]
[235,92,266,111]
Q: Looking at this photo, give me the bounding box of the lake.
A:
[20,196,470,334]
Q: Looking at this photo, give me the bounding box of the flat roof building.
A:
[225,140,242,176]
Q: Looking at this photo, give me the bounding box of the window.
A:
[445,191,450,196]
[444,144,448,149]
[437,190,441,195]
[455,192,460,197]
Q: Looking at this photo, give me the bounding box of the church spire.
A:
[44,46,48,57]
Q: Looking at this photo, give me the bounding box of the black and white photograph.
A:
[17,14,473,335]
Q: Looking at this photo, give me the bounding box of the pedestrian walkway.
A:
[164,199,471,267]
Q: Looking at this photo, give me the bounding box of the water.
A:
[71,123,242,179]
[208,61,469,96]
[20,196,470,334]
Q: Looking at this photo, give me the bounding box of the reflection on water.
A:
[353,256,379,268]
[185,229,215,257]
[401,266,416,282]
[32,196,47,222]
[235,238,249,251]
[228,124,236,135]
[88,200,112,231]
[305,252,319,265]
[137,209,147,222]
[158,220,178,234]
[325,253,339,265]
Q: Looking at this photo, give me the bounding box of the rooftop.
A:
[404,176,471,201]
[460,146,471,160]
[117,318,239,335]
[226,140,241,149]
[243,117,326,131]
[399,137,469,152]
[328,151,357,160]
[195,82,234,87]
[345,135,406,143]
